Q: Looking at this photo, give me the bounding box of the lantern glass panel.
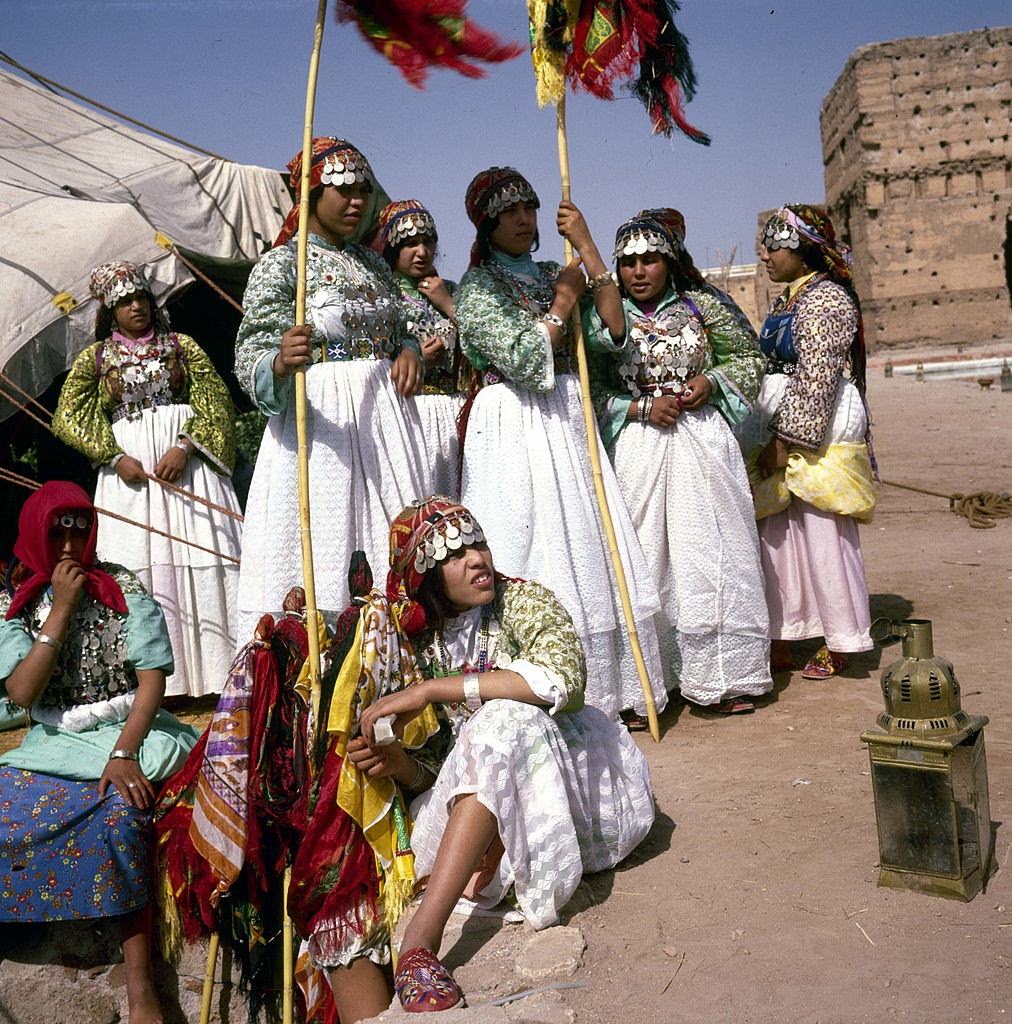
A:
[872,762,956,875]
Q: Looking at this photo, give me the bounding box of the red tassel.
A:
[335,0,522,89]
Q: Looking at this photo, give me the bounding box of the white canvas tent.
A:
[0,66,290,419]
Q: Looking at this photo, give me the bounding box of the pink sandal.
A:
[395,946,465,1013]
[801,646,848,680]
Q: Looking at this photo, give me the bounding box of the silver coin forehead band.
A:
[411,514,486,575]
[762,216,801,251]
[484,181,539,220]
[52,512,91,530]
[386,211,437,248]
[320,155,371,187]
[613,228,679,262]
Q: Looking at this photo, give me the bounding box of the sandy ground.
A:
[1,368,1008,1024]
[558,370,1012,1024]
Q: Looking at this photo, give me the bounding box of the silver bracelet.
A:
[173,441,190,455]
[638,395,654,423]
[108,749,139,761]
[542,312,568,336]
[463,674,483,713]
[407,759,428,791]
[35,632,63,650]
[589,270,616,292]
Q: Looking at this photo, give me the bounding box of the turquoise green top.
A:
[0,563,195,782]
[585,286,764,448]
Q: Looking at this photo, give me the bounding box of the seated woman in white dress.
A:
[346,496,656,1014]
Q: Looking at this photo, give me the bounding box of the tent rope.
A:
[155,237,245,314]
[0,464,240,564]
[0,374,244,524]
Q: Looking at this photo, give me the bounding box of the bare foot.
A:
[126,970,163,1024]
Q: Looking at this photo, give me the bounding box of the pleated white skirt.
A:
[237,359,431,643]
[461,376,666,719]
[611,407,772,705]
[95,403,242,697]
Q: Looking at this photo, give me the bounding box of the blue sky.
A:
[4,1,1009,275]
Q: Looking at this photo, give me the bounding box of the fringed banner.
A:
[531,0,710,144]
[528,0,580,107]
[335,0,523,87]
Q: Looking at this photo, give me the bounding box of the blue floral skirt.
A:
[0,767,151,922]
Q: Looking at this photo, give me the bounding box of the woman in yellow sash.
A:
[745,205,876,680]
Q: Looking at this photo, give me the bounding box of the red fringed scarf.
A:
[335,0,522,87]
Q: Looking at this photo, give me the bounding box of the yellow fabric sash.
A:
[748,441,876,523]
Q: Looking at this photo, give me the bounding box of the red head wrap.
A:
[377,200,437,250]
[6,482,128,621]
[385,496,487,634]
[463,167,539,266]
[273,137,378,248]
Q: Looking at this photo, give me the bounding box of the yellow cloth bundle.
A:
[527,0,579,107]
[748,441,877,523]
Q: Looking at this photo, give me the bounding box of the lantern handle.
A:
[869,617,902,645]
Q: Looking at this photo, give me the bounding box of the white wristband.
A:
[463,675,482,713]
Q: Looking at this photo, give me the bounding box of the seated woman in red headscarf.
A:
[0,482,198,1024]
[316,496,655,1015]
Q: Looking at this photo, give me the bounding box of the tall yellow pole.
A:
[554,96,661,742]
[288,3,328,1022]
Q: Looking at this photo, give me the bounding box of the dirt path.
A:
[562,372,1012,1024]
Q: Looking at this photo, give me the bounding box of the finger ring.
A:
[127,782,138,788]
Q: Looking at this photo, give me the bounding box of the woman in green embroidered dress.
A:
[52,260,241,697]
[588,209,772,713]
[454,166,667,724]
[234,138,428,643]
[378,199,463,496]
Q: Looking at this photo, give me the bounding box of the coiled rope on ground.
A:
[882,479,1012,529]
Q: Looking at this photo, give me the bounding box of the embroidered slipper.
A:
[711,696,755,715]
[394,946,465,1013]
[801,646,848,680]
[620,709,650,732]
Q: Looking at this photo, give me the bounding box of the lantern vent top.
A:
[869,618,981,740]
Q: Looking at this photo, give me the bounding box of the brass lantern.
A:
[861,619,993,901]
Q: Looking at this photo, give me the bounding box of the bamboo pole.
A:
[554,96,661,742]
[198,932,220,1024]
[286,3,328,1021]
[283,866,295,1024]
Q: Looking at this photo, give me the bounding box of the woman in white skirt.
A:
[53,260,241,697]
[588,209,772,713]
[349,496,654,1013]
[744,205,876,680]
[377,200,463,497]
[454,166,666,724]
[233,138,427,643]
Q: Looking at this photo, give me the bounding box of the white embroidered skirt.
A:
[95,403,242,697]
[237,359,431,644]
[409,699,655,929]
[461,376,666,720]
[416,392,463,499]
[611,407,772,705]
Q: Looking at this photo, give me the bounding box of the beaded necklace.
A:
[433,604,493,677]
[485,260,554,316]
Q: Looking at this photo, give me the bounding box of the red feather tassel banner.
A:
[335,0,523,88]
[566,0,710,144]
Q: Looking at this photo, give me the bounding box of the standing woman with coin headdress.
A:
[745,204,876,680]
[378,200,463,497]
[588,209,772,714]
[52,259,242,698]
[453,166,667,724]
[234,138,428,642]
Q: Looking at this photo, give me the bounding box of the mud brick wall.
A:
[821,26,1012,350]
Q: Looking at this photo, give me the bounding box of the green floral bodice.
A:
[53,333,236,472]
